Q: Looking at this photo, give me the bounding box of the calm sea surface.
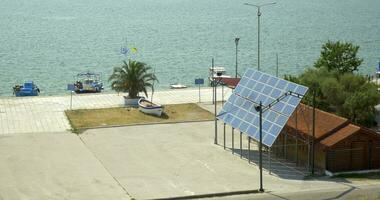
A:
[0,0,379,96]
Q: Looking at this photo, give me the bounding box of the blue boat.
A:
[73,72,104,93]
[13,81,40,97]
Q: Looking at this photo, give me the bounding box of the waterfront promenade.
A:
[0,87,232,134]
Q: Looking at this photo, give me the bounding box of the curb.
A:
[148,189,261,200]
[78,119,215,132]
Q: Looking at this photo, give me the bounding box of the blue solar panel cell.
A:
[272,101,285,112]
[276,79,287,90]
[262,120,272,132]
[241,88,250,97]
[270,124,282,134]
[286,82,297,92]
[256,94,267,103]
[231,118,241,128]
[275,115,288,127]
[265,111,278,122]
[263,97,273,106]
[248,80,257,88]
[240,78,249,87]
[237,110,246,119]
[263,133,275,146]
[252,71,261,80]
[217,69,308,147]
[295,85,308,95]
[244,112,254,121]
[283,105,295,116]
[288,97,300,107]
[239,122,249,133]
[268,77,278,86]
[263,85,273,95]
[254,82,264,92]
[234,85,243,94]
[270,88,282,99]
[248,91,257,100]
[247,125,258,137]
[259,74,270,83]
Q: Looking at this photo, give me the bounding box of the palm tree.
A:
[109,60,157,99]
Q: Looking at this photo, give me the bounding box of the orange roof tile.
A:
[215,77,241,89]
[286,104,348,139]
[320,124,361,147]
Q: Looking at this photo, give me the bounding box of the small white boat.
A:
[138,98,163,117]
[170,84,187,89]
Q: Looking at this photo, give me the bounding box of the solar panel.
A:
[217,69,308,147]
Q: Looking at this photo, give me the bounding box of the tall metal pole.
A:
[259,101,264,192]
[244,2,276,72]
[212,58,215,104]
[257,7,261,71]
[276,53,279,77]
[235,38,240,78]
[312,90,316,175]
[214,79,218,144]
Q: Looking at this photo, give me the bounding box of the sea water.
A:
[0,0,379,96]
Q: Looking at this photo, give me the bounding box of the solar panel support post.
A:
[232,128,234,154]
[248,137,251,163]
[269,147,271,175]
[223,123,226,150]
[240,132,243,158]
[259,101,264,192]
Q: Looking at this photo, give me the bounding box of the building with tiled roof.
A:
[272,104,380,173]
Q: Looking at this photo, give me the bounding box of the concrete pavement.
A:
[1,89,380,200]
[0,87,232,134]
[0,133,130,200]
[79,121,364,199]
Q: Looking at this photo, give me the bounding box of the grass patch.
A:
[65,103,214,132]
[334,172,380,180]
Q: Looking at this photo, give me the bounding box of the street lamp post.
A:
[235,38,240,78]
[244,2,276,71]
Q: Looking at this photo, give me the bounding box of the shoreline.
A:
[0,86,213,99]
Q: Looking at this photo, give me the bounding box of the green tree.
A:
[314,41,363,74]
[290,68,379,126]
[109,60,157,98]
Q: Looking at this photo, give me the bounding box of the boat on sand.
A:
[138,98,163,117]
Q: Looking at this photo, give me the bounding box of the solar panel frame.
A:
[217,69,308,147]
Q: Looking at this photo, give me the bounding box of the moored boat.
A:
[170,84,187,89]
[209,66,231,86]
[73,72,104,93]
[13,81,40,97]
[138,98,163,117]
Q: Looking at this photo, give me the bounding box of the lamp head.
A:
[254,105,261,112]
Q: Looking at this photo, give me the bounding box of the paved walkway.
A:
[0,87,232,134]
